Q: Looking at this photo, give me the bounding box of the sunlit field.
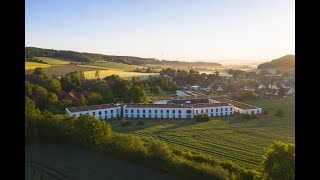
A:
[25,62,51,70]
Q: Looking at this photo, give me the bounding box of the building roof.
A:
[124,104,192,108]
[67,103,119,113]
[191,103,231,108]
[214,98,258,110]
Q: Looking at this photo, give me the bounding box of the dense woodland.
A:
[257,55,295,69]
[25,47,222,67]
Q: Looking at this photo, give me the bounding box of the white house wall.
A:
[67,107,121,119]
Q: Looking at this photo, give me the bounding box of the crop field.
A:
[86,61,145,69]
[25,62,52,70]
[108,96,295,169]
[25,65,99,77]
[35,57,73,65]
[84,69,160,79]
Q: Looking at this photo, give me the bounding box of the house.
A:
[216,86,223,92]
[176,90,189,97]
[189,86,200,91]
[284,88,295,95]
[58,89,91,102]
[258,84,266,89]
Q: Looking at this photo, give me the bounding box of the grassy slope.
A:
[25,62,51,70]
[87,61,145,69]
[109,96,295,169]
[35,57,73,65]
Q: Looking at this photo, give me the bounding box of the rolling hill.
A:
[257,55,295,69]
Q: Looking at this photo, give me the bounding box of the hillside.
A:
[257,55,295,69]
[25,47,222,67]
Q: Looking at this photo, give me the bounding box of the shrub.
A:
[109,133,147,156]
[137,119,144,125]
[275,108,284,117]
[241,114,251,119]
[251,114,258,119]
[147,140,173,161]
[195,114,209,122]
[120,119,130,127]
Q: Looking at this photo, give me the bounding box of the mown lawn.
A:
[108,96,295,169]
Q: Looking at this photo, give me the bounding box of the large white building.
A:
[66,102,234,119]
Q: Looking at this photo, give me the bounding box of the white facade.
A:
[176,90,188,97]
[66,106,121,119]
[234,107,262,114]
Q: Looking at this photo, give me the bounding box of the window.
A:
[79,113,82,116]
[173,110,175,113]
[137,114,140,118]
[105,110,108,114]
[93,112,96,116]
[161,115,163,118]
[117,109,119,113]
[230,107,232,111]
[186,110,191,114]
[179,115,181,118]
[125,114,128,118]
[161,110,163,113]
[225,108,227,111]
[143,114,145,118]
[167,110,169,113]
[155,114,157,118]
[111,110,113,113]
[99,111,101,115]
[201,110,203,113]
[221,112,223,116]
[137,109,140,113]
[221,108,223,111]
[105,115,108,119]
[149,110,151,113]
[211,113,213,116]
[216,109,218,112]
[211,109,213,112]
[143,110,145,113]
[155,110,157,113]
[99,116,102,120]
[206,109,208,113]
[86,113,89,115]
[179,110,181,114]
[252,111,254,114]
[167,115,169,118]
[131,109,134,113]
[173,115,175,118]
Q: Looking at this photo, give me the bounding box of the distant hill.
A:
[257,55,295,69]
[25,47,222,67]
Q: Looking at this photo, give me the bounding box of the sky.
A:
[26,0,295,64]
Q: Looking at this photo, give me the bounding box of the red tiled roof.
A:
[67,104,119,113]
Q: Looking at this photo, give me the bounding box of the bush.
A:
[251,114,258,119]
[109,133,147,156]
[120,119,130,127]
[137,119,144,125]
[241,114,251,119]
[195,114,209,122]
[275,109,284,117]
[147,140,173,161]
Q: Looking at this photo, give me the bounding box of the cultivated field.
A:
[86,61,145,69]
[25,144,174,180]
[25,62,51,70]
[109,96,295,169]
[35,57,74,65]
[84,69,159,80]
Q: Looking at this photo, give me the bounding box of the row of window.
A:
[125,109,182,114]
[124,111,233,118]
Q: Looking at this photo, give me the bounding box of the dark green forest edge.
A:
[257,55,295,69]
[25,47,222,67]
[25,68,294,179]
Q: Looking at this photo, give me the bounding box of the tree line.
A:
[25,47,222,66]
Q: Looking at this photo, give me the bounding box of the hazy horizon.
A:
[26,0,295,63]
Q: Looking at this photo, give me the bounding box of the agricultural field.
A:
[35,57,74,65]
[84,69,159,80]
[25,65,99,77]
[25,144,174,180]
[25,62,51,70]
[86,61,145,69]
[108,96,295,169]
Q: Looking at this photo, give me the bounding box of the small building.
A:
[189,86,200,91]
[216,86,223,92]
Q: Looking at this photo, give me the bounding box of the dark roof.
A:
[214,98,258,110]
[67,104,119,113]
[124,104,192,108]
[191,103,231,108]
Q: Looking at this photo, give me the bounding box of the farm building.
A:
[66,103,234,119]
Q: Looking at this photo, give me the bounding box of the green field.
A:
[87,61,145,69]
[35,57,73,65]
[108,96,295,168]
[26,144,174,180]
[25,62,52,70]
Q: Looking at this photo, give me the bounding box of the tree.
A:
[153,86,161,94]
[87,93,103,105]
[214,71,220,77]
[79,95,87,106]
[72,115,111,148]
[39,79,62,93]
[195,114,209,122]
[95,70,100,78]
[275,108,284,117]
[261,141,295,180]
[127,86,147,103]
[32,85,49,109]
[278,87,285,97]
[169,81,178,91]
[33,67,46,76]
[25,97,43,122]
[25,81,34,97]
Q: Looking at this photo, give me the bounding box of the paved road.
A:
[25,144,176,180]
